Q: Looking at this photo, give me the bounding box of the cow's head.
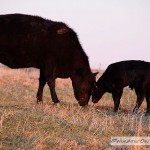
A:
[71,69,98,106]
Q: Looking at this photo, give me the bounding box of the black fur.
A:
[92,60,150,114]
[0,13,96,106]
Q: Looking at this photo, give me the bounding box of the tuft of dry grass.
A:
[0,66,150,149]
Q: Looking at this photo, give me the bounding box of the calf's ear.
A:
[91,82,98,94]
[93,82,98,90]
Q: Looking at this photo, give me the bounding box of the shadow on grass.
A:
[94,105,132,116]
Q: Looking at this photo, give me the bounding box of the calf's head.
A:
[92,80,105,104]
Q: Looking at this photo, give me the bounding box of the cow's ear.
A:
[93,72,99,77]
[76,68,84,77]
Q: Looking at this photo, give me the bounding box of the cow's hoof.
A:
[145,111,150,116]
[36,94,43,102]
[114,109,118,113]
[131,108,139,116]
[130,111,138,116]
[37,100,43,105]
[53,101,60,107]
[133,108,138,113]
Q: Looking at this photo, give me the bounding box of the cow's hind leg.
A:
[47,78,60,104]
[36,69,46,103]
[133,87,145,113]
[112,88,123,112]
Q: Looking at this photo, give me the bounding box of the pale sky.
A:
[1,0,150,69]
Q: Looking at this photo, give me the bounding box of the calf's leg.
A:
[133,95,144,113]
[146,94,150,115]
[112,89,123,112]
[145,87,150,115]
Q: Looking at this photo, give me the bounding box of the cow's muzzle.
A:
[78,98,89,106]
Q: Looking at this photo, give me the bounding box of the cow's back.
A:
[0,14,90,79]
[0,14,50,68]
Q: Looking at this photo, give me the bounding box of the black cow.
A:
[92,60,150,114]
[0,13,97,106]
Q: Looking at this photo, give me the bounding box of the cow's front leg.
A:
[47,78,60,104]
[36,69,46,103]
[112,89,123,112]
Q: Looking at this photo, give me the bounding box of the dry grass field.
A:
[0,65,150,149]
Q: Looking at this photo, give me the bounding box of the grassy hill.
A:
[0,66,149,149]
